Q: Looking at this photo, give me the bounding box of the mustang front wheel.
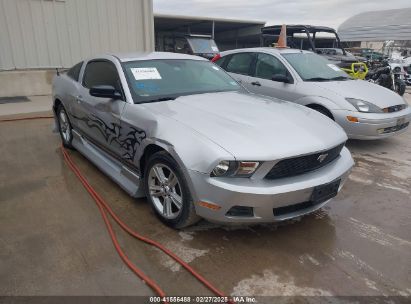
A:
[144,151,199,228]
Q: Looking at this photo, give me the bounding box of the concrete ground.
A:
[0,92,410,302]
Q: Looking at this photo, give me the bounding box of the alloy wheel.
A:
[59,109,71,143]
[148,164,183,220]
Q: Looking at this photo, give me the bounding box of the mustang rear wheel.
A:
[57,104,74,149]
[144,151,199,229]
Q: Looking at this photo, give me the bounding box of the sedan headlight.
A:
[211,161,260,177]
[345,98,383,113]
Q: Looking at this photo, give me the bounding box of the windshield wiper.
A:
[305,76,349,82]
[143,96,177,103]
[329,76,350,81]
[304,77,331,82]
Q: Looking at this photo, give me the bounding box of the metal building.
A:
[0,0,154,70]
[154,14,265,51]
[338,8,411,42]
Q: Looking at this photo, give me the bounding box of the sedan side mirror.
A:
[90,85,122,100]
[272,74,292,84]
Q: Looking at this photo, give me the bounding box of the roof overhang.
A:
[262,25,337,35]
[155,14,265,33]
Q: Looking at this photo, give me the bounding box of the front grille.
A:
[379,122,409,134]
[265,143,345,180]
[273,201,320,217]
[383,104,407,113]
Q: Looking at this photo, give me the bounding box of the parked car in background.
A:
[213,48,411,140]
[53,52,353,228]
[347,47,386,62]
[158,34,219,59]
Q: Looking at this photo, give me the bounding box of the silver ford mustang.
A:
[52,52,354,228]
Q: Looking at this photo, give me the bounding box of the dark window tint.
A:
[66,61,83,81]
[214,56,227,67]
[83,61,122,92]
[225,53,254,75]
[174,37,191,54]
[255,53,288,80]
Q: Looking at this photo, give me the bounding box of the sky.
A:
[153,0,411,29]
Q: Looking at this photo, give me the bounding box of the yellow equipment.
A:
[341,62,368,80]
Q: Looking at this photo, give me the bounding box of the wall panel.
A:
[0,0,154,70]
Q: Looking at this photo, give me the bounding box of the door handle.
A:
[251,81,261,86]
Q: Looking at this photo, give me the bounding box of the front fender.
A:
[135,117,235,203]
[144,119,235,174]
[295,95,346,111]
[121,103,234,174]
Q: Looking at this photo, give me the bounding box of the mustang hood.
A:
[311,80,406,109]
[145,92,347,160]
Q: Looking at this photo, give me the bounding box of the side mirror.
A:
[89,85,122,100]
[272,74,292,83]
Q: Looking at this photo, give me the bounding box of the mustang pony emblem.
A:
[317,153,328,163]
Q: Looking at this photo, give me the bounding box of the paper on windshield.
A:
[327,64,341,71]
[131,67,162,80]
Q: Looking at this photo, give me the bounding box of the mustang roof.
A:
[110,52,207,62]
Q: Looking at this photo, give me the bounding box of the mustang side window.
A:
[66,61,83,82]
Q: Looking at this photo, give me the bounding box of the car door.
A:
[221,52,256,88]
[60,61,84,130]
[247,52,302,101]
[76,60,126,156]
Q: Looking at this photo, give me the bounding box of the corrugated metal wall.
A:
[338,8,411,42]
[0,0,154,70]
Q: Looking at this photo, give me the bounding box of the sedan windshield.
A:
[282,53,351,82]
[122,59,242,103]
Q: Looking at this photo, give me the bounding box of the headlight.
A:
[345,98,383,113]
[211,161,260,177]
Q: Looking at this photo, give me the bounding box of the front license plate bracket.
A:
[311,179,341,204]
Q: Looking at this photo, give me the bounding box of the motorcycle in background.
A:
[366,60,406,96]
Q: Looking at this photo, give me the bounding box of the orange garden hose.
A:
[0,116,54,122]
[1,116,234,304]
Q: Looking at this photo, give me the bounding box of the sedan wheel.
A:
[148,164,183,220]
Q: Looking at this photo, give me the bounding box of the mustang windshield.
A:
[282,53,351,81]
[122,59,242,103]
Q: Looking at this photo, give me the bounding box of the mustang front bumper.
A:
[187,147,354,224]
[333,107,411,140]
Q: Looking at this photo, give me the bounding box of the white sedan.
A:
[213,48,411,140]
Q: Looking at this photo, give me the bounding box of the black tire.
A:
[394,79,406,96]
[144,151,200,229]
[56,104,75,149]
